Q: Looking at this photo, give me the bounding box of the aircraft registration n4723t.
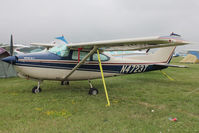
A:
[1,33,189,95]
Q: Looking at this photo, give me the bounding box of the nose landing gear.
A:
[88,80,98,95]
[32,80,42,93]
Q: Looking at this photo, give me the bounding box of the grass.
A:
[0,57,199,133]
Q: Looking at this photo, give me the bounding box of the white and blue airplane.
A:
[1,33,189,95]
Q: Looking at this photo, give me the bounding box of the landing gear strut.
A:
[32,80,42,93]
[88,80,98,95]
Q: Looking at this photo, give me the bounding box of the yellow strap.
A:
[97,50,110,107]
[161,71,174,81]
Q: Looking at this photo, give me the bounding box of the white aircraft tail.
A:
[125,46,176,64]
[149,46,176,63]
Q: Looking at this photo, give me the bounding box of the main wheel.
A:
[32,86,42,93]
[61,81,69,85]
[89,88,98,95]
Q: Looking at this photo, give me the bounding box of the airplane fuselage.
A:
[13,50,168,81]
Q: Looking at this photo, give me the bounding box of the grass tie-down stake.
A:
[97,49,110,107]
[160,70,174,81]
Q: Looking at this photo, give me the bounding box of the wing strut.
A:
[97,50,110,107]
[62,46,98,81]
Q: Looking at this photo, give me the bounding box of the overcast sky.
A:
[0,0,199,49]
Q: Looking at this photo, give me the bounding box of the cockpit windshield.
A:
[48,44,69,57]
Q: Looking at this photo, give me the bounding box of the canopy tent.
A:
[188,51,199,59]
[180,50,199,63]
[0,48,17,78]
[0,61,17,78]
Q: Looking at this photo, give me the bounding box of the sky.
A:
[0,0,199,50]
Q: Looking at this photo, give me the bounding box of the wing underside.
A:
[67,36,189,51]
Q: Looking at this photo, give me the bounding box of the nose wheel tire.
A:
[89,88,98,95]
[32,86,42,93]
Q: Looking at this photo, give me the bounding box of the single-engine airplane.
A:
[1,33,189,95]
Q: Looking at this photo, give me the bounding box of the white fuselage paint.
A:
[15,66,120,81]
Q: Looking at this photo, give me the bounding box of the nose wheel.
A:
[32,80,42,94]
[88,80,98,95]
[89,88,98,95]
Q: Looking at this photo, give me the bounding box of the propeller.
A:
[7,34,16,77]
[10,34,13,56]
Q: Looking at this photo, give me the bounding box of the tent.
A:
[0,47,10,58]
[0,61,17,78]
[180,50,199,63]
[0,48,17,78]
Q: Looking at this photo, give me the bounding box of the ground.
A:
[0,57,199,133]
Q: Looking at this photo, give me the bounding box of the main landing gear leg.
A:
[88,80,98,95]
[32,80,42,94]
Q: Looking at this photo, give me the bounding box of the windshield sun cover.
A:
[48,44,69,57]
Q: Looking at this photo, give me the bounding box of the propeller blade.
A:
[10,34,13,56]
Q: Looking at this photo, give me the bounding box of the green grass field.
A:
[0,57,199,133]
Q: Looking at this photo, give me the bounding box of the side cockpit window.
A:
[72,51,90,61]
[48,44,69,57]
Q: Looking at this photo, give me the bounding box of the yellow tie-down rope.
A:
[97,50,110,107]
[161,70,174,81]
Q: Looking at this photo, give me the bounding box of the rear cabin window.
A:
[92,53,109,61]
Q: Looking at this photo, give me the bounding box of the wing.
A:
[66,36,189,51]
[30,43,56,49]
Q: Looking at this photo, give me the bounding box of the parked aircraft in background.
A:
[0,36,68,55]
[1,33,189,96]
[31,36,68,50]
